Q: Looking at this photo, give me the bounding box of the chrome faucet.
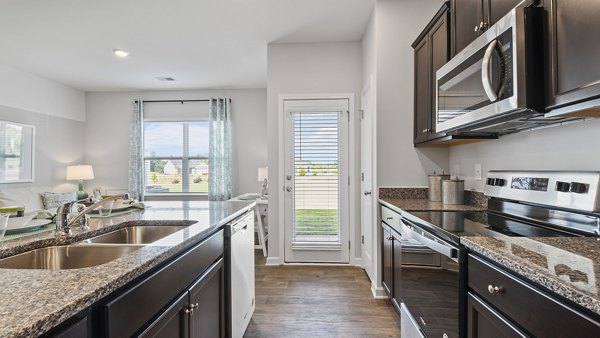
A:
[55,193,130,237]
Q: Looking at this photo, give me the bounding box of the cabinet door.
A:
[381,224,393,298]
[547,0,600,111]
[485,0,522,27]
[467,293,526,338]
[428,10,450,140]
[414,36,430,144]
[452,0,483,55]
[138,293,189,338]
[391,230,402,313]
[189,258,225,338]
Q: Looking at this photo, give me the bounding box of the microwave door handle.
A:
[482,39,498,102]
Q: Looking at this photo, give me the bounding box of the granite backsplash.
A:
[379,187,487,208]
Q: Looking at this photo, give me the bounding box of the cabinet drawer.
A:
[381,205,401,228]
[468,255,600,336]
[103,229,224,338]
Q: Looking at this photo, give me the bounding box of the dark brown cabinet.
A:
[451,0,522,55]
[381,224,394,297]
[381,222,401,314]
[139,293,189,338]
[467,293,526,338]
[545,0,600,117]
[140,258,225,338]
[468,254,600,337]
[189,259,225,338]
[413,3,450,145]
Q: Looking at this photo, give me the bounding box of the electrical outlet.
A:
[475,164,482,181]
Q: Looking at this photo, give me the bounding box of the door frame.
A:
[277,93,357,265]
[360,76,375,280]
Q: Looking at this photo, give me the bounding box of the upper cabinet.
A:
[413,3,451,145]
[451,0,522,56]
[545,0,600,117]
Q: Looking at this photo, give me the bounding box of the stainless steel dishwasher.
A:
[225,211,255,338]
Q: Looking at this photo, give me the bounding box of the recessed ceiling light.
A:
[113,49,129,57]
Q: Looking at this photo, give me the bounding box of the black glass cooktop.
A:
[404,211,578,246]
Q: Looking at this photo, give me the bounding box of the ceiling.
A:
[0,0,375,92]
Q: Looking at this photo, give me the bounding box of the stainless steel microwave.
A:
[435,4,547,135]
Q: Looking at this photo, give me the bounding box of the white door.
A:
[361,78,375,280]
[283,99,350,263]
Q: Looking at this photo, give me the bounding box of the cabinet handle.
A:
[487,285,503,294]
[184,303,200,315]
[386,217,393,220]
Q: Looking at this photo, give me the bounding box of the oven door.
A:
[400,218,464,338]
[436,8,520,134]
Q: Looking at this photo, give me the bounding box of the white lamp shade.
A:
[67,165,95,181]
[257,167,268,182]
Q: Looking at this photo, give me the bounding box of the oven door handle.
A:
[401,219,459,263]
[482,39,498,102]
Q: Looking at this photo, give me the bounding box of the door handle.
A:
[364,191,372,196]
[286,186,292,192]
[482,40,498,102]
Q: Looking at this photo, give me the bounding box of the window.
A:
[143,121,209,194]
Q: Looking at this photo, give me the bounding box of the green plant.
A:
[193,176,202,183]
[298,167,307,176]
[171,178,180,184]
[151,172,158,184]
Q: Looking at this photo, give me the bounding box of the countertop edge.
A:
[461,238,600,317]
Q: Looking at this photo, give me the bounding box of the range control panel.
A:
[484,171,600,213]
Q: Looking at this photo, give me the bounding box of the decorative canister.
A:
[428,172,450,202]
[442,177,465,205]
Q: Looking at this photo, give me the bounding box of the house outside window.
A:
[143,121,209,195]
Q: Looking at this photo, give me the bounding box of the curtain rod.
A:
[136,99,231,103]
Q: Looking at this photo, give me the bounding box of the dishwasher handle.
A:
[401,218,459,262]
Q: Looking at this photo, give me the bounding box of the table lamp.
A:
[67,165,94,200]
[258,167,268,199]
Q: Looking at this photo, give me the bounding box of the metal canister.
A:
[428,172,450,202]
[442,178,465,205]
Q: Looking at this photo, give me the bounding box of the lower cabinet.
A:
[468,254,600,337]
[381,222,402,313]
[140,258,225,338]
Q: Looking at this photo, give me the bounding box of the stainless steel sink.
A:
[0,245,142,270]
[82,225,190,245]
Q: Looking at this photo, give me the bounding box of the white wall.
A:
[267,42,363,263]
[85,89,267,196]
[449,119,600,191]
[375,0,448,188]
[0,63,86,191]
[0,64,86,122]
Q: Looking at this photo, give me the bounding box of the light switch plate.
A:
[475,164,482,181]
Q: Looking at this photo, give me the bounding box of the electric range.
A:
[398,171,600,338]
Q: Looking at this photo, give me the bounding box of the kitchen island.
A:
[0,200,255,338]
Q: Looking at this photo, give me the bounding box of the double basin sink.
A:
[0,225,190,270]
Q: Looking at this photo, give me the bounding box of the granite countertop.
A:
[462,236,600,316]
[0,200,255,338]
[379,198,487,213]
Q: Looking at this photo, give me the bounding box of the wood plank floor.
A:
[244,252,401,337]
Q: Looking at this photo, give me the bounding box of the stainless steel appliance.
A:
[398,171,600,338]
[435,2,576,136]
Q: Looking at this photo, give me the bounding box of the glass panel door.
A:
[283,99,350,263]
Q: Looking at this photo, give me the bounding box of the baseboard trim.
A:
[265,257,282,266]
[371,282,388,299]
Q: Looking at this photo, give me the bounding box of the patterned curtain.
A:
[208,98,233,201]
[128,100,144,201]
